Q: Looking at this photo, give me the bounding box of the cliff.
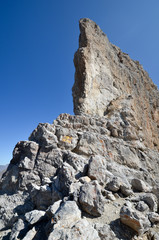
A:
[0,18,159,240]
[73,18,159,151]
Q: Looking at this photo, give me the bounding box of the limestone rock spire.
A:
[72,18,159,150]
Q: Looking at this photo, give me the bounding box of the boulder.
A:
[29,123,57,148]
[135,201,149,212]
[95,223,116,240]
[120,201,151,234]
[131,178,152,192]
[56,126,78,150]
[106,177,121,192]
[48,219,100,240]
[79,180,104,217]
[88,155,113,185]
[64,151,89,178]
[54,201,81,228]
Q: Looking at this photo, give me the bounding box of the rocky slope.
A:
[0,18,159,240]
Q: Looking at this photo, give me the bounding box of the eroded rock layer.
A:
[0,19,159,240]
[72,18,159,151]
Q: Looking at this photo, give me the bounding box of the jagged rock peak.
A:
[72,18,159,151]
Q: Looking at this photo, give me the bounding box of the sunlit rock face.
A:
[73,18,159,151]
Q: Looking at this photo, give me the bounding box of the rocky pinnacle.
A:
[73,18,159,151]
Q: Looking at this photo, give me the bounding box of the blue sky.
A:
[0,0,159,165]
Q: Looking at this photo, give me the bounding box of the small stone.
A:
[136,201,149,212]
[148,212,159,223]
[106,177,121,192]
[120,184,133,197]
[79,176,91,184]
[46,200,62,218]
[25,210,45,225]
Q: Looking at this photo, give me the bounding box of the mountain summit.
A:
[0,18,159,240]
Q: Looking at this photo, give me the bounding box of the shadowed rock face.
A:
[72,18,159,151]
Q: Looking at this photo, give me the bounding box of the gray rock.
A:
[128,193,158,212]
[64,151,89,178]
[55,162,76,197]
[34,148,63,179]
[95,223,116,240]
[0,229,11,239]
[69,181,82,201]
[140,193,158,212]
[0,141,39,192]
[25,210,45,225]
[56,126,78,150]
[131,178,152,192]
[102,189,116,201]
[88,155,113,185]
[79,176,91,184]
[74,132,106,156]
[120,183,133,197]
[153,233,159,240]
[54,201,81,228]
[10,219,26,240]
[135,201,149,212]
[12,141,39,165]
[106,177,121,192]
[46,200,62,218]
[148,212,159,223]
[79,181,104,216]
[22,227,37,240]
[48,219,100,240]
[29,123,57,148]
[117,145,140,169]
[0,192,33,230]
[120,201,151,234]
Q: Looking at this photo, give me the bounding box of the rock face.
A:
[0,18,159,240]
[0,164,8,178]
[72,18,159,151]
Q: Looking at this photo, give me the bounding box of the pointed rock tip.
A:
[79,18,99,28]
[78,18,106,39]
